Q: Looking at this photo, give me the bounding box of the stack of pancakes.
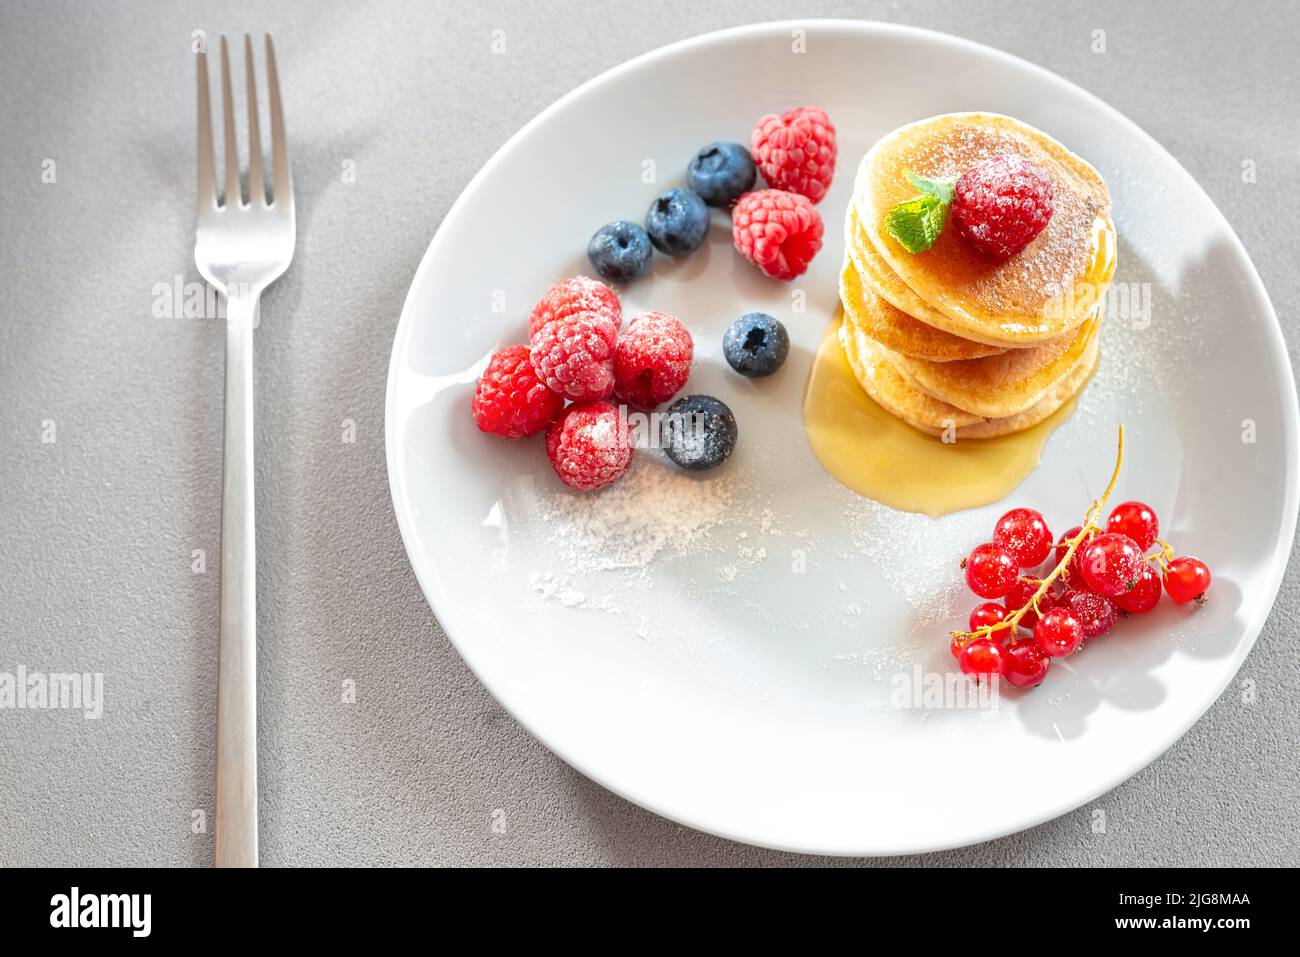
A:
[839,113,1115,438]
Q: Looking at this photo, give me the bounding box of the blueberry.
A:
[663,395,737,471]
[587,220,653,283]
[687,141,757,208]
[723,313,789,377]
[644,188,710,257]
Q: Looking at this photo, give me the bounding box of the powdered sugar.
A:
[529,571,614,610]
[586,416,615,451]
[515,451,827,628]
[538,454,736,574]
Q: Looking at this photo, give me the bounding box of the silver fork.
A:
[195,33,295,868]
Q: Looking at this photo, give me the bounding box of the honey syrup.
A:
[802,311,1084,518]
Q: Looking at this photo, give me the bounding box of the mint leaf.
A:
[884,170,957,253]
[904,170,956,204]
[884,194,950,254]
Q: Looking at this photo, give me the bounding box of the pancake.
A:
[840,256,1007,362]
[855,112,1115,344]
[885,314,1101,418]
[845,204,1021,350]
[839,316,1099,439]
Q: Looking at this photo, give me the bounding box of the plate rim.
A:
[384,18,1300,856]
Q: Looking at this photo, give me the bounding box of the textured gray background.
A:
[1,0,1297,866]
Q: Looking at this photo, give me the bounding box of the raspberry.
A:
[546,401,633,491]
[732,189,824,280]
[750,106,837,203]
[613,311,693,409]
[528,276,621,342]
[530,311,616,402]
[471,345,565,438]
[951,155,1055,260]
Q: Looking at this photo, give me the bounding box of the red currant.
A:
[1059,589,1117,640]
[1054,525,1095,585]
[1004,577,1055,629]
[964,543,1019,599]
[1163,556,1211,604]
[1107,501,1160,552]
[958,637,1005,676]
[993,507,1054,568]
[1003,640,1051,688]
[968,602,1010,634]
[1115,564,1162,614]
[1034,607,1084,657]
[1078,532,1144,597]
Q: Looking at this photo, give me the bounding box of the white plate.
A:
[386,21,1298,854]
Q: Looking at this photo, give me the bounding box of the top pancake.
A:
[843,206,1007,359]
[856,113,1114,345]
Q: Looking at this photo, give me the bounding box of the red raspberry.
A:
[613,311,693,409]
[750,106,837,203]
[471,345,565,438]
[528,276,621,342]
[546,401,633,491]
[951,155,1055,260]
[732,189,824,280]
[530,311,616,402]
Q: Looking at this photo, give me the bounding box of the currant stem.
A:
[1145,538,1175,572]
[953,426,1126,648]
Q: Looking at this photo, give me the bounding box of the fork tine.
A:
[219,35,241,206]
[264,35,291,206]
[196,47,217,211]
[243,35,264,205]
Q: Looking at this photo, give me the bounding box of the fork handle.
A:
[215,288,259,867]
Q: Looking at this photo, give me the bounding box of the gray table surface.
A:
[2,0,1297,867]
